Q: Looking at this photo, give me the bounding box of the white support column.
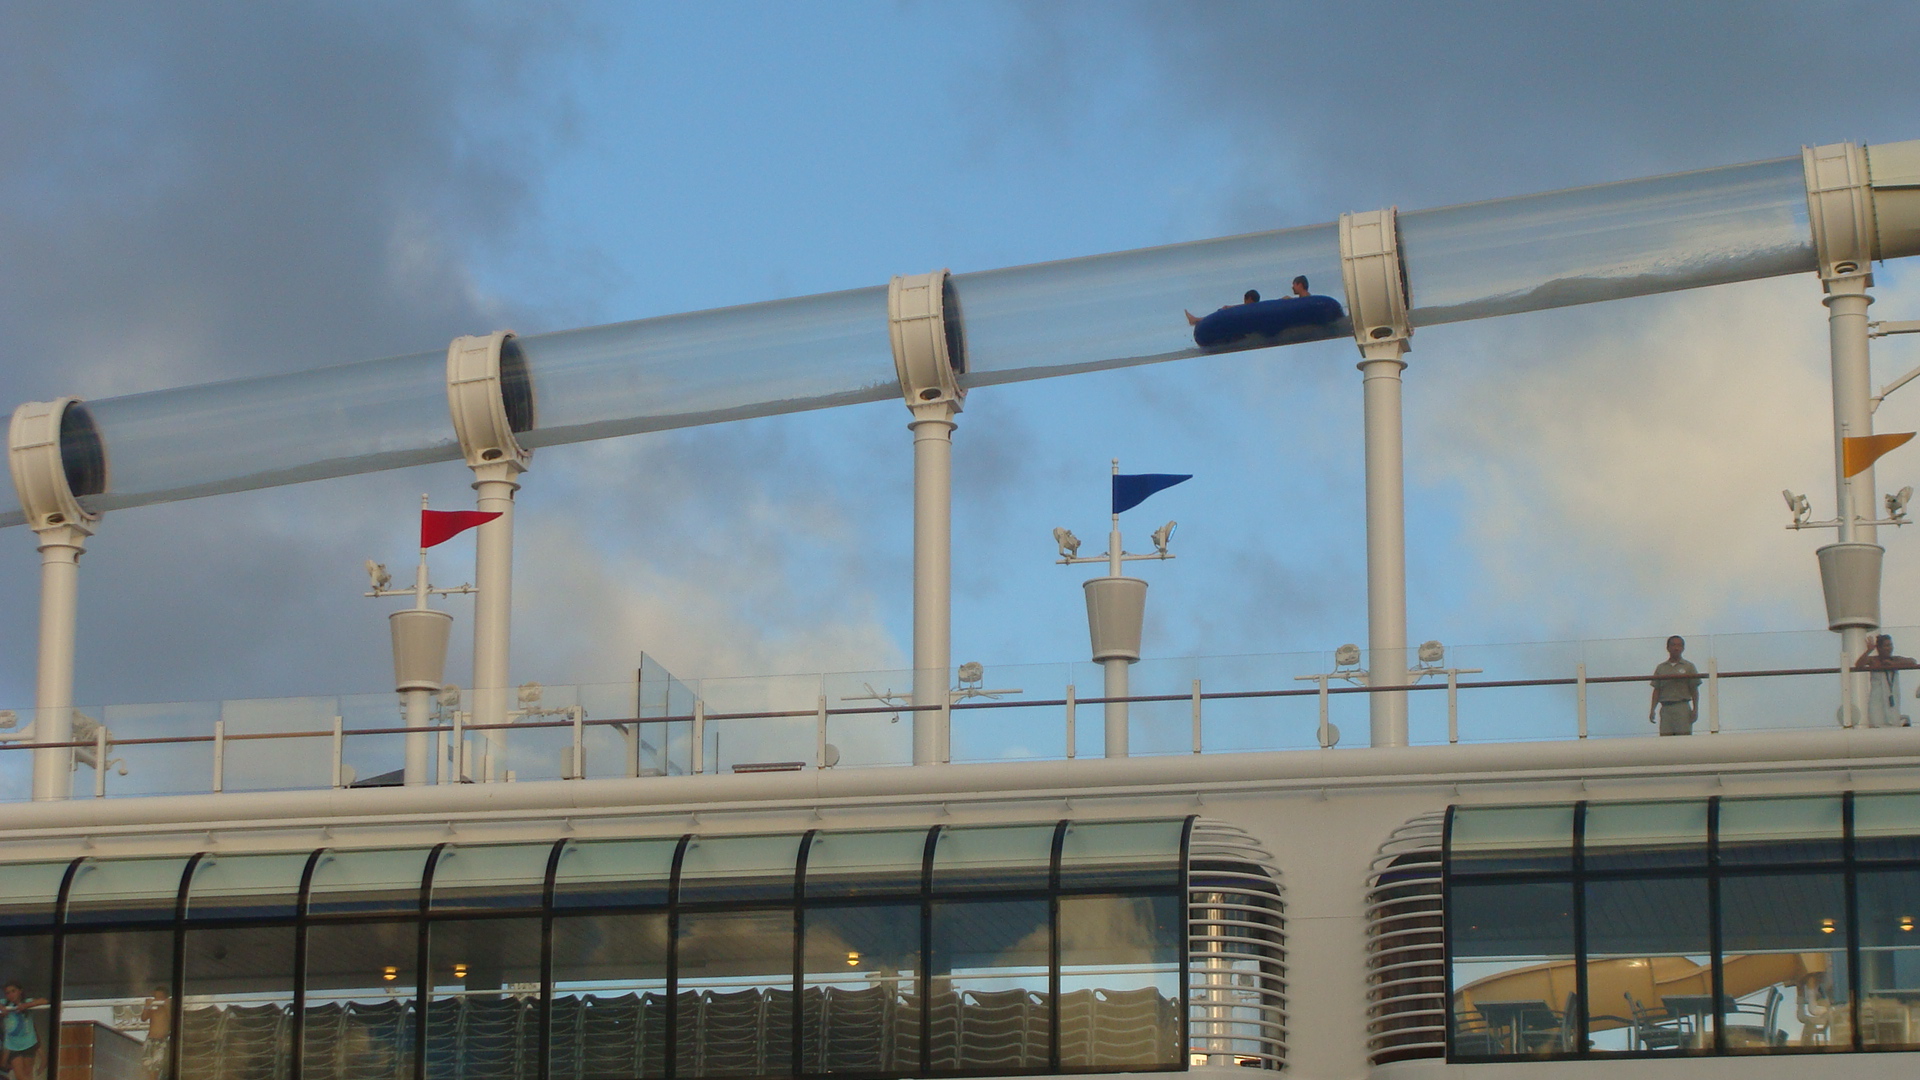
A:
[1102,657,1130,757]
[9,398,104,802]
[909,405,956,765]
[470,463,520,739]
[31,524,87,800]
[1805,143,1883,725]
[1341,209,1414,747]
[446,331,534,752]
[890,271,966,766]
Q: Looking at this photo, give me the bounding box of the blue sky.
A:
[5,1,1920,722]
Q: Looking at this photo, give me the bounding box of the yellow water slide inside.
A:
[1456,953,1830,1031]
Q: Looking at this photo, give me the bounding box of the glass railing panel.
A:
[220,695,339,793]
[1707,628,1854,733]
[339,691,411,788]
[693,673,824,774]
[820,667,916,769]
[945,661,1080,765]
[1441,641,1586,744]
[101,699,221,798]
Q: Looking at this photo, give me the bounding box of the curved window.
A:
[1443,793,1920,1060]
[3,820,1197,1078]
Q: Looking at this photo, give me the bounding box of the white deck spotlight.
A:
[8,397,106,800]
[446,331,535,758]
[890,270,966,765]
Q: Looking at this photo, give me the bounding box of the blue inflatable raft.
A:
[1193,295,1345,350]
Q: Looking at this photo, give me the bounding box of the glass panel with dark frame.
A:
[1445,794,1920,1062]
[0,862,65,1080]
[0,818,1197,1080]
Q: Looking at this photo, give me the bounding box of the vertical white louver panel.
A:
[1366,812,1447,1064]
[1188,819,1287,1069]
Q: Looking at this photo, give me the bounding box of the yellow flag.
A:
[1844,432,1916,477]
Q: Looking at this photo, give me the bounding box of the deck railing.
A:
[0,626,1911,800]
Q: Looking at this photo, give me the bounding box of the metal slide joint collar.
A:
[446,330,533,473]
[889,270,965,415]
[1805,142,1876,291]
[1339,207,1412,361]
[8,398,99,536]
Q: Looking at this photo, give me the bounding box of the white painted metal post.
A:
[1576,663,1588,739]
[402,688,433,785]
[1707,656,1721,734]
[1805,143,1882,726]
[93,723,107,798]
[30,525,86,800]
[1191,679,1203,754]
[891,271,965,768]
[1341,209,1415,749]
[1103,658,1130,758]
[470,464,518,751]
[910,407,957,766]
[815,694,829,769]
[1447,670,1460,744]
[1360,353,1411,746]
[212,719,225,793]
[570,706,585,779]
[692,699,706,775]
[1064,684,1076,759]
[331,716,345,789]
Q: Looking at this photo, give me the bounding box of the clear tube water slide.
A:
[1,154,1826,527]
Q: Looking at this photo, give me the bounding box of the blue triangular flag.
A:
[1112,473,1191,514]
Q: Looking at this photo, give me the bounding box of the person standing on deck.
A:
[1648,636,1701,736]
[1854,633,1917,728]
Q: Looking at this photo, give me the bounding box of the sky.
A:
[5,2,1920,745]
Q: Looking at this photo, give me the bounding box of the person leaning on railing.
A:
[1853,633,1917,729]
[1649,636,1701,736]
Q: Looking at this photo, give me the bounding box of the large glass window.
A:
[1446,794,1920,1061]
[931,899,1051,1073]
[551,912,670,1080]
[0,818,1194,1080]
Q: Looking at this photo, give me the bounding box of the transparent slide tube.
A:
[3,153,1826,526]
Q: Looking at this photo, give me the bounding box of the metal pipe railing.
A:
[0,661,1864,801]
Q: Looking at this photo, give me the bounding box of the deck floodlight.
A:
[1784,489,1812,526]
[1335,643,1362,668]
[1151,520,1176,555]
[1889,486,1913,521]
[1418,640,1445,665]
[1053,527,1081,559]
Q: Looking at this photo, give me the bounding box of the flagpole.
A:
[1104,459,1128,755]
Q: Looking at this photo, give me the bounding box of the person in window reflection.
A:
[1853,633,1917,728]
[0,982,48,1080]
[1186,289,1262,326]
[1648,636,1701,735]
[139,986,171,1080]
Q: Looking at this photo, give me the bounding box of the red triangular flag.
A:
[421,509,502,549]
